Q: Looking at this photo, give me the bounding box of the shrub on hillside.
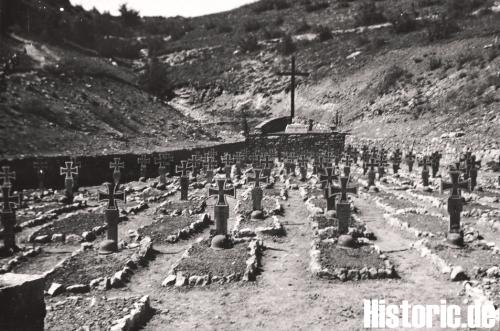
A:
[205,21,217,30]
[278,34,296,55]
[354,1,387,27]
[238,34,260,52]
[218,24,233,34]
[145,37,165,57]
[96,37,141,59]
[425,16,460,41]
[18,97,64,126]
[263,28,285,39]
[455,50,483,68]
[275,16,285,26]
[140,58,173,98]
[376,65,410,95]
[243,19,263,32]
[388,11,419,33]
[446,0,492,18]
[303,0,330,12]
[428,56,442,70]
[253,0,291,13]
[295,20,311,34]
[119,4,142,27]
[70,14,96,47]
[315,25,333,41]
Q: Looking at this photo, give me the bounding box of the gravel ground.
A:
[429,240,500,275]
[319,242,386,270]
[32,212,106,237]
[174,239,248,277]
[138,215,199,244]
[397,213,448,235]
[45,294,140,330]
[44,246,138,289]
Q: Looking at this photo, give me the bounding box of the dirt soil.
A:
[320,242,386,270]
[44,246,138,289]
[397,213,449,235]
[174,238,249,278]
[429,241,500,275]
[138,215,202,244]
[32,212,105,237]
[45,294,141,331]
[103,184,469,330]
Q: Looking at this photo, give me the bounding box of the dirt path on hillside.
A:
[108,182,467,330]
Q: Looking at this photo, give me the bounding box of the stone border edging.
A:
[18,201,88,229]
[161,238,263,287]
[28,210,128,244]
[0,247,43,274]
[309,238,397,281]
[45,236,154,296]
[135,213,212,244]
[110,295,152,331]
[232,214,285,238]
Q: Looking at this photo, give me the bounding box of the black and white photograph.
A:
[1,0,500,330]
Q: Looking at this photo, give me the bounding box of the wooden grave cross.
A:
[138,154,150,178]
[208,178,236,206]
[366,158,379,187]
[2,185,19,213]
[328,176,357,234]
[342,154,353,177]
[98,182,126,210]
[109,158,125,184]
[330,176,358,203]
[60,162,78,180]
[203,156,217,182]
[248,168,268,188]
[98,182,126,254]
[176,160,193,178]
[277,56,310,123]
[1,185,20,251]
[0,166,16,187]
[441,170,471,243]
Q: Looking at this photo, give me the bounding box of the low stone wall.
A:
[0,141,246,190]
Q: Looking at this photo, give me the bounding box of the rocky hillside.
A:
[0,36,219,158]
[1,0,500,161]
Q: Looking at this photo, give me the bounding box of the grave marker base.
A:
[99,209,119,254]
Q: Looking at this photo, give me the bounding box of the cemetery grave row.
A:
[1,138,499,330]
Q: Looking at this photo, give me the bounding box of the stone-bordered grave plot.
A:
[311,241,397,281]
[234,188,283,220]
[301,183,328,209]
[383,185,500,228]
[232,214,285,238]
[44,237,153,295]
[45,294,152,331]
[162,237,262,287]
[389,213,449,238]
[310,214,374,242]
[7,247,74,276]
[385,172,415,186]
[136,213,211,244]
[465,279,500,311]
[156,197,207,216]
[261,186,288,201]
[27,210,126,244]
[367,191,424,214]
[13,201,87,230]
[0,246,44,274]
[417,237,500,281]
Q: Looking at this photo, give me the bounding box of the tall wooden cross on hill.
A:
[277,56,310,124]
